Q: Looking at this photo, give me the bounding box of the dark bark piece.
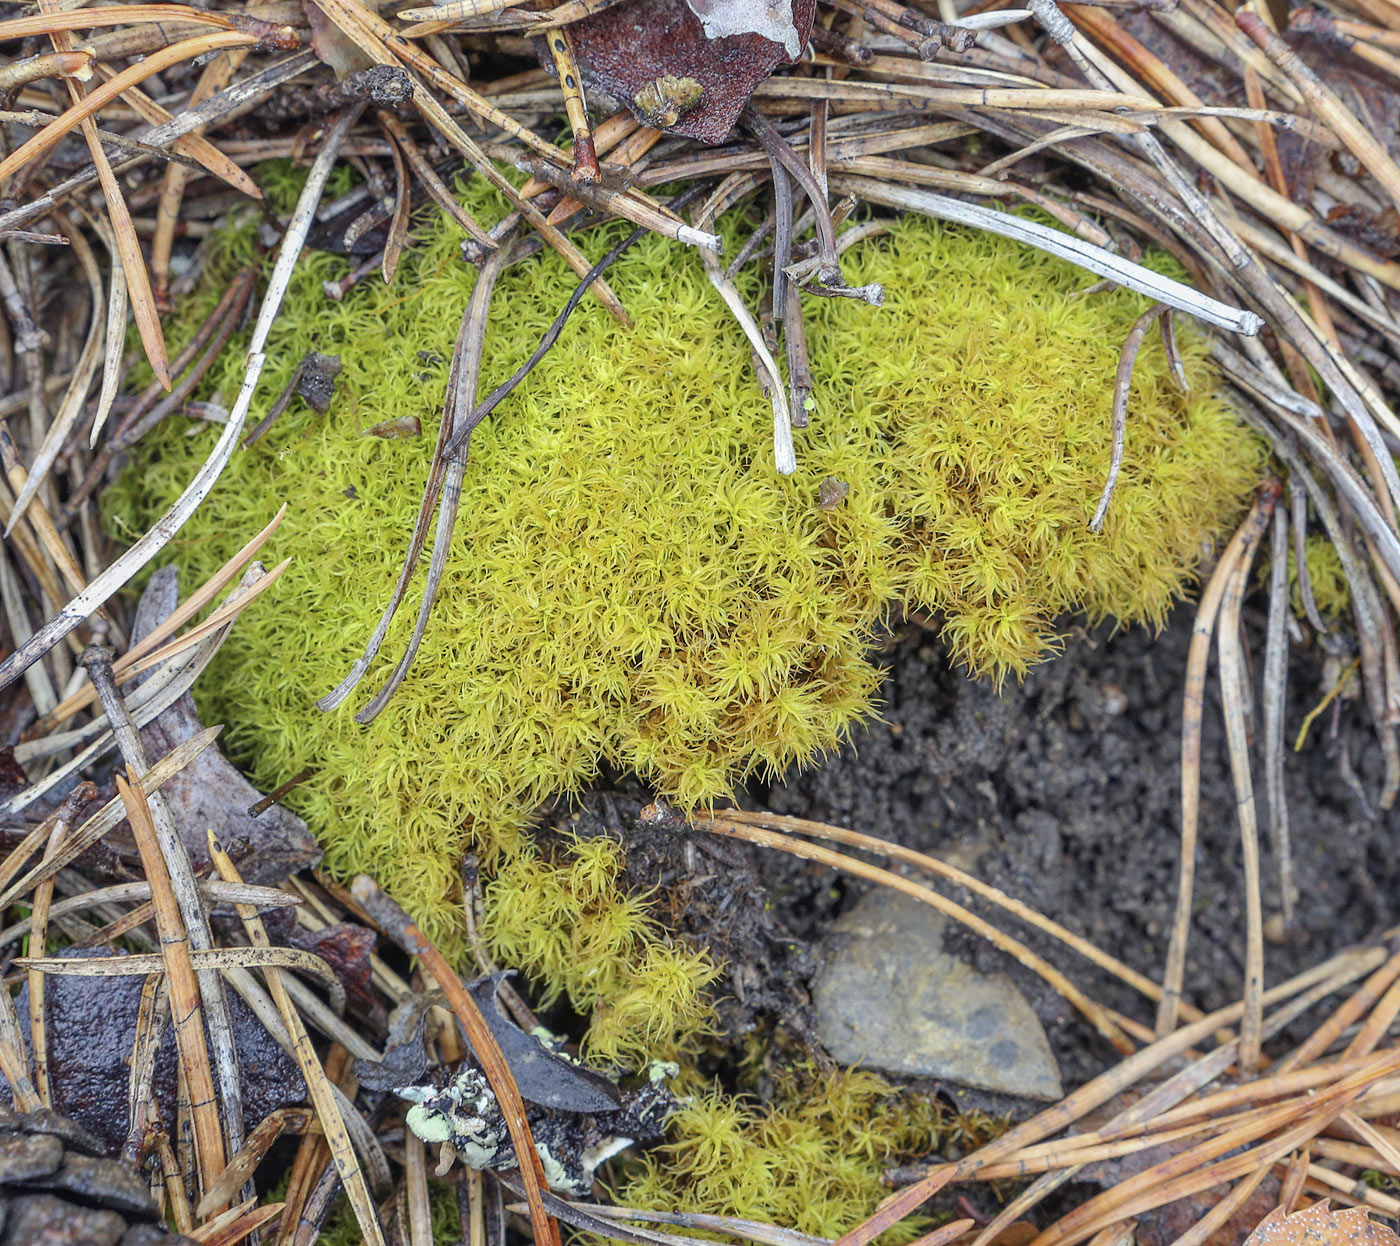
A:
[0,750,28,805]
[129,567,321,886]
[16,949,305,1156]
[355,993,435,1092]
[464,974,621,1113]
[557,0,815,144]
[294,352,342,413]
[0,1106,103,1158]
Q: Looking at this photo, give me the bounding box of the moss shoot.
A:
[111,179,1261,1056]
[1289,531,1350,620]
[615,1066,996,1242]
[482,836,718,1064]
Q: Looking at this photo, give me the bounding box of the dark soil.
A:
[547,599,1400,1095]
[760,604,1400,1089]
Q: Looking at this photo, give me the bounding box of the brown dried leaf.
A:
[561,0,815,144]
[290,921,381,1031]
[305,0,375,78]
[0,748,29,804]
[1246,1203,1400,1246]
[1274,40,1400,206]
[1073,1088,1280,1246]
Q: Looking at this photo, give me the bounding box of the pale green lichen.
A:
[110,176,1262,1058]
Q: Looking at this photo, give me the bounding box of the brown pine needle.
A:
[0,4,285,40]
[1157,491,1276,1038]
[711,810,1205,1020]
[189,1197,286,1245]
[115,773,226,1194]
[35,553,290,734]
[205,835,385,1243]
[1216,484,1278,1072]
[26,783,94,1107]
[350,875,563,1246]
[0,30,260,188]
[1237,4,1400,212]
[93,71,261,199]
[196,1109,313,1220]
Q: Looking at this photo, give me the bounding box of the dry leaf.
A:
[1246,1203,1400,1246]
[305,0,375,78]
[560,0,815,143]
[686,0,801,56]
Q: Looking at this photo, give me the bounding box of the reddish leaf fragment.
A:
[0,748,29,805]
[305,0,374,78]
[1325,202,1400,258]
[292,921,382,1031]
[557,0,816,144]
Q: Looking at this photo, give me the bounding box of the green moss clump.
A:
[481,837,718,1064]
[615,1067,991,1242]
[1289,532,1350,620]
[110,181,1261,1047]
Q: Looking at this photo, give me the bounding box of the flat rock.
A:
[814,891,1062,1100]
[23,1154,159,1220]
[0,1133,61,1184]
[1,1192,125,1246]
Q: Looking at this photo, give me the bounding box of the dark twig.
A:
[441,182,713,462]
[355,233,516,723]
[746,107,840,287]
[1290,479,1328,634]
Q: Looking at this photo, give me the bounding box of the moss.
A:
[1288,532,1350,620]
[614,1066,996,1242]
[481,837,719,1064]
[312,1164,461,1245]
[109,180,1262,1053]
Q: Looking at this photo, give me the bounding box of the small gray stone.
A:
[21,1154,159,1220]
[814,891,1062,1100]
[0,1133,62,1184]
[1,1192,125,1246]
